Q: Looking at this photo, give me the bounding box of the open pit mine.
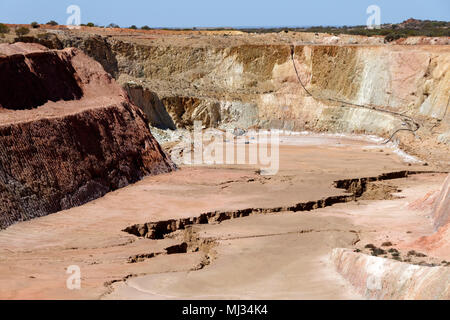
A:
[0,26,448,300]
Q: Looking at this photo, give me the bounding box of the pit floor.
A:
[0,134,445,299]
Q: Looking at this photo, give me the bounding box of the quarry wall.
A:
[105,41,449,128]
[16,35,449,161]
[0,44,175,228]
[1,33,448,227]
[102,39,449,167]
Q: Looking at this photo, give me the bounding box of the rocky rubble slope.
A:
[0,43,175,229]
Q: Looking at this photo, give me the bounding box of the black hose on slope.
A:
[289,44,421,145]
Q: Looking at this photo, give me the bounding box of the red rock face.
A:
[0,51,82,110]
[0,43,175,229]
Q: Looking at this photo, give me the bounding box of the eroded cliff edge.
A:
[0,43,175,229]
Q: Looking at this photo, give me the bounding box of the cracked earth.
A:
[0,134,446,299]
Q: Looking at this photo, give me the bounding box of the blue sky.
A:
[0,0,448,28]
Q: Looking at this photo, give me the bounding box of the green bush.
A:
[15,26,30,37]
[129,25,137,30]
[141,25,151,30]
[237,19,450,38]
[46,20,58,26]
[384,33,405,43]
[86,22,95,27]
[30,21,40,28]
[0,23,9,34]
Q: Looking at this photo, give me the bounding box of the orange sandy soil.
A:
[0,135,445,300]
[106,174,447,300]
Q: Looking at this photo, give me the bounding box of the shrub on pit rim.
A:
[15,26,30,37]
[384,33,406,43]
[0,23,9,35]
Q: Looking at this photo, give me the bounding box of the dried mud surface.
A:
[0,136,446,299]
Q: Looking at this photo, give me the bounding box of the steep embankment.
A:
[48,33,448,167]
[110,42,449,129]
[13,32,449,167]
[0,43,175,229]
